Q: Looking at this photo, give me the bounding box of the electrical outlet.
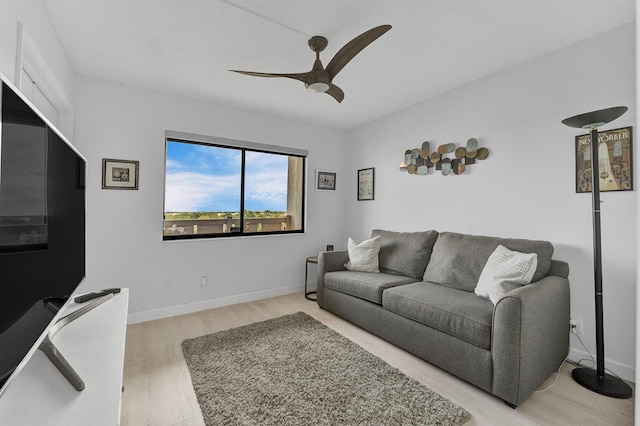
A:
[570,316,583,334]
[200,276,208,287]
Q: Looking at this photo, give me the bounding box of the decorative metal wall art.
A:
[399,138,489,176]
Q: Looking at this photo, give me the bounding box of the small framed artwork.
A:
[358,167,375,200]
[102,158,139,190]
[316,170,336,191]
[575,126,633,193]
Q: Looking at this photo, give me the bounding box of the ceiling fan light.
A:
[307,82,329,93]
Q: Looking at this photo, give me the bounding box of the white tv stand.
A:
[0,289,129,425]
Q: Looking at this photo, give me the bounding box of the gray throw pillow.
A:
[371,229,439,280]
[423,232,554,292]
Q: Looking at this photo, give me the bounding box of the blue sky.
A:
[164,141,288,212]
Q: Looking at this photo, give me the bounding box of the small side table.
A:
[304,256,318,301]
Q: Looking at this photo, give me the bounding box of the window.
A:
[163,131,306,240]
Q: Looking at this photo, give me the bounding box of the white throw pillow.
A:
[344,236,382,273]
[474,245,538,305]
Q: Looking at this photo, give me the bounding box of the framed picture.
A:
[316,170,336,191]
[575,126,633,193]
[102,158,139,190]
[358,167,375,200]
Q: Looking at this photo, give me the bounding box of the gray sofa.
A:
[316,230,570,407]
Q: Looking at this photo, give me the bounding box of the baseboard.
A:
[568,346,635,382]
[127,284,303,324]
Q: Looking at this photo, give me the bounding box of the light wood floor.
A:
[121,292,634,425]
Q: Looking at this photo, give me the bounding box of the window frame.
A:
[163,130,307,241]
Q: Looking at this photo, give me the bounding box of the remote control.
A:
[74,288,121,303]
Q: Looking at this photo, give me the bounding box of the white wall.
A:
[0,0,74,111]
[346,24,636,380]
[73,75,348,320]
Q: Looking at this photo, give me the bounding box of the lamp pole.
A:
[587,125,605,379]
[561,106,631,398]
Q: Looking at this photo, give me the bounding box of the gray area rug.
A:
[182,312,471,425]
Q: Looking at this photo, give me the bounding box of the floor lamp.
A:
[561,106,632,398]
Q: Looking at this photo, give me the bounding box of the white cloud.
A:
[245,170,287,207]
[165,146,292,212]
[164,171,240,212]
[244,152,288,209]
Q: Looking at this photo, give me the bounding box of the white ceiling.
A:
[43,0,635,130]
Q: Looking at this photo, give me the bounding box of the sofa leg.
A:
[504,401,518,409]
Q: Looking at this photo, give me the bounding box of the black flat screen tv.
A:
[0,75,86,395]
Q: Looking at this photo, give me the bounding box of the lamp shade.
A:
[561,106,628,129]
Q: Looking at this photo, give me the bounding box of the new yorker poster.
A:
[575,126,633,193]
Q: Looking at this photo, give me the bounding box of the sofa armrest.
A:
[547,259,569,278]
[316,250,349,308]
[491,275,570,406]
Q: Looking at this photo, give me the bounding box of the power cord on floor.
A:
[534,357,568,393]
[534,325,593,394]
[527,324,627,394]
[568,326,626,381]
[571,327,595,367]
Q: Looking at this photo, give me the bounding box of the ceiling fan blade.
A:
[326,25,391,79]
[230,70,312,85]
[325,84,344,103]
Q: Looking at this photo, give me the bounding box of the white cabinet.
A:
[0,289,129,425]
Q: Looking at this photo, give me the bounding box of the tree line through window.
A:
[163,133,306,239]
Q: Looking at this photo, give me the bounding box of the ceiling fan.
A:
[230,25,391,103]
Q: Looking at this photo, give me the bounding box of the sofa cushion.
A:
[423,232,554,292]
[371,229,439,280]
[345,236,381,273]
[383,281,494,349]
[324,271,418,305]
[474,245,538,304]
